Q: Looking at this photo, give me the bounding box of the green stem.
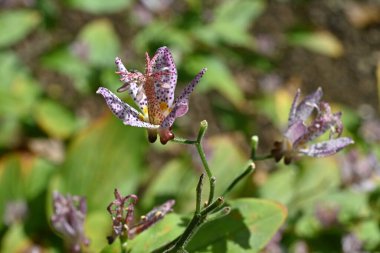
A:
[172,137,197,145]
[222,161,255,197]
[119,235,128,253]
[165,121,219,252]
[195,174,204,214]
[171,121,215,205]
[250,135,274,161]
[252,153,273,161]
[195,142,214,204]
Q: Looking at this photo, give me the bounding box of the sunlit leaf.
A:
[0,10,40,48]
[294,189,369,237]
[86,211,112,252]
[77,19,120,67]
[133,21,193,54]
[65,0,132,14]
[0,154,56,227]
[34,99,78,139]
[56,114,148,211]
[288,31,344,58]
[0,52,42,117]
[100,240,121,253]
[185,56,244,107]
[1,223,30,252]
[127,213,183,252]
[355,220,380,250]
[324,191,370,224]
[141,135,247,212]
[0,118,20,148]
[207,135,249,197]
[41,47,92,93]
[260,158,340,210]
[211,0,264,46]
[140,159,198,212]
[187,198,287,252]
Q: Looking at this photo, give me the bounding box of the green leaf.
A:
[56,114,148,211]
[133,21,194,54]
[260,158,340,211]
[185,56,244,107]
[0,223,30,252]
[294,213,321,238]
[0,118,20,148]
[207,0,265,47]
[65,0,132,14]
[323,191,370,224]
[187,198,287,252]
[77,19,120,67]
[0,154,56,227]
[206,135,249,197]
[127,213,184,252]
[100,240,121,253]
[0,223,58,252]
[0,51,42,117]
[141,135,247,212]
[0,10,41,48]
[355,220,380,250]
[86,211,112,252]
[34,99,78,139]
[140,159,198,212]
[41,47,92,93]
[287,31,344,58]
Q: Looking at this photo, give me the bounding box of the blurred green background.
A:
[1,0,380,252]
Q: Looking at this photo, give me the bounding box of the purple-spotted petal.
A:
[284,120,308,145]
[97,87,158,129]
[288,89,301,127]
[299,137,354,157]
[149,47,178,107]
[128,199,175,238]
[296,102,343,145]
[160,68,207,128]
[293,87,323,123]
[115,57,148,113]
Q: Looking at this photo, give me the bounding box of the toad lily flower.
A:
[97,46,207,144]
[271,87,354,164]
[107,189,175,243]
[51,192,90,252]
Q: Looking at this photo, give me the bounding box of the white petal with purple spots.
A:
[160,68,207,128]
[115,57,148,114]
[149,47,178,107]
[293,87,323,124]
[299,137,354,157]
[97,87,158,129]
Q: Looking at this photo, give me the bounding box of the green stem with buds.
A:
[165,122,260,252]
[172,120,214,205]
[119,235,128,253]
[250,135,273,161]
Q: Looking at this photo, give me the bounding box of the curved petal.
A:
[285,120,308,145]
[160,68,207,128]
[97,87,158,129]
[299,137,354,157]
[288,89,301,127]
[149,47,178,108]
[115,57,148,114]
[293,87,323,123]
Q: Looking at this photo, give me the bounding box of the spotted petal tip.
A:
[160,68,207,129]
[293,87,324,123]
[97,87,158,129]
[300,137,354,157]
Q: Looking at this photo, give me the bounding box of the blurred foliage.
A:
[1,0,380,252]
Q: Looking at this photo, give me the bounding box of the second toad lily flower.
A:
[97,46,207,144]
[271,87,354,164]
